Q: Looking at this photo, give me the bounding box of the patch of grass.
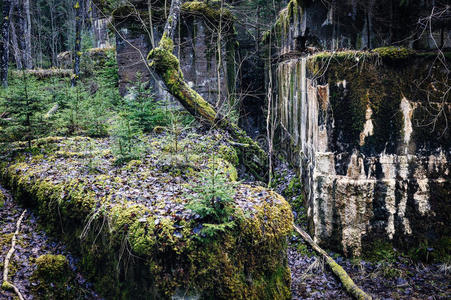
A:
[364,240,399,263]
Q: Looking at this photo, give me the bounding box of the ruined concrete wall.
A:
[111,4,236,106]
[176,16,229,107]
[115,26,154,96]
[93,17,112,49]
[266,0,451,57]
[274,52,450,257]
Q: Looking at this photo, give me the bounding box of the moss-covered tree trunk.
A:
[148,0,268,180]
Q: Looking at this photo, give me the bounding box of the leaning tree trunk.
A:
[148,0,267,180]
[72,1,82,87]
[0,0,11,87]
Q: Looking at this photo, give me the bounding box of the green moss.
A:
[218,144,239,167]
[373,46,415,61]
[284,176,301,198]
[326,256,369,300]
[283,177,306,226]
[0,233,14,249]
[34,254,70,282]
[363,239,398,263]
[31,254,79,298]
[182,1,234,25]
[0,136,291,299]
[1,281,13,291]
[0,190,5,207]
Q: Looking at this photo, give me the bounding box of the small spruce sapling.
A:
[187,159,236,241]
[124,75,170,132]
[110,113,144,166]
[0,70,45,147]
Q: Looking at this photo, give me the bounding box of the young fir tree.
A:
[0,71,44,148]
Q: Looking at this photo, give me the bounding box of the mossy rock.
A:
[34,254,70,282]
[218,144,239,167]
[182,1,234,26]
[1,135,293,299]
[31,254,77,298]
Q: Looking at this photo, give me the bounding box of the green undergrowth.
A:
[364,238,451,266]
[0,134,293,299]
[0,47,120,142]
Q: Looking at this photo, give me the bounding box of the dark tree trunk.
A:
[1,0,11,87]
[72,0,82,87]
[23,0,32,69]
[9,11,22,70]
[49,2,56,67]
[148,0,268,180]
[15,0,26,70]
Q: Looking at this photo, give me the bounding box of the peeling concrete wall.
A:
[274,55,450,257]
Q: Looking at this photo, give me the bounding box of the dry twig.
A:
[1,209,27,300]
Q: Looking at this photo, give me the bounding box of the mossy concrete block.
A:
[1,135,293,299]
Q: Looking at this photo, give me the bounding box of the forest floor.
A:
[274,162,451,300]
[288,245,450,299]
[2,181,449,300]
[0,140,449,299]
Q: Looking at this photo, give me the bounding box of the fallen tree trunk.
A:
[294,225,372,300]
[147,0,267,180]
